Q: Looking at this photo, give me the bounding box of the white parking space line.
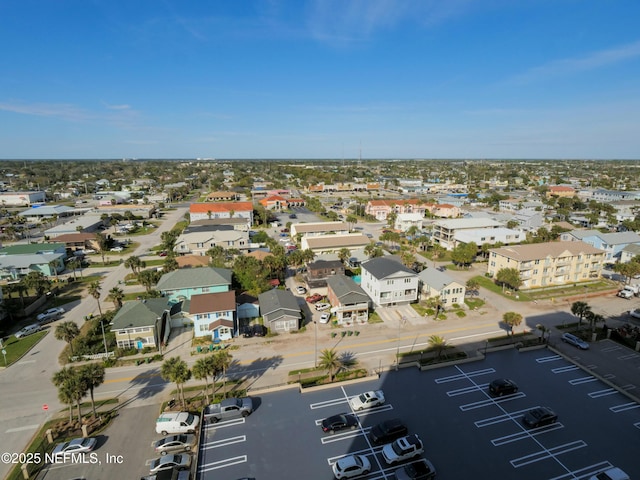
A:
[618,353,640,360]
[434,368,495,384]
[601,345,623,353]
[474,407,533,428]
[5,424,39,433]
[309,398,349,409]
[460,392,526,411]
[610,402,640,413]
[551,365,580,374]
[588,388,617,398]
[491,423,564,446]
[569,376,598,385]
[203,417,246,430]
[354,404,394,416]
[510,440,587,468]
[536,354,562,363]
[548,461,614,480]
[198,455,247,473]
[634,421,640,429]
[321,429,369,445]
[201,435,246,450]
[446,383,488,396]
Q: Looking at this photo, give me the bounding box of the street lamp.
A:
[396,315,406,369]
[314,319,318,368]
[100,319,108,357]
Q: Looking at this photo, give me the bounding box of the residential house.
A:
[546,186,576,198]
[156,267,232,304]
[560,230,640,263]
[360,256,419,307]
[301,233,370,255]
[186,291,236,340]
[426,203,461,218]
[454,227,524,249]
[236,293,260,321]
[591,189,640,202]
[394,213,425,232]
[189,202,254,226]
[326,274,370,325]
[620,243,640,264]
[0,243,67,280]
[258,289,301,333]
[95,204,157,218]
[418,268,466,307]
[305,259,345,289]
[259,195,289,210]
[52,233,99,253]
[205,191,238,202]
[174,226,249,256]
[290,221,349,238]
[487,241,606,289]
[111,298,182,350]
[432,218,503,250]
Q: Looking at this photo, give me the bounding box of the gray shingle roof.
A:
[361,256,416,280]
[156,267,232,291]
[111,298,176,329]
[326,274,369,305]
[418,268,458,289]
[258,289,300,320]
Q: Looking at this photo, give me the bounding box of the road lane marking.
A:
[6,424,39,433]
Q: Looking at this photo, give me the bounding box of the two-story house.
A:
[156,267,232,304]
[186,290,236,340]
[326,274,370,325]
[111,298,182,350]
[305,259,345,289]
[360,256,419,307]
[418,268,466,307]
[174,226,249,256]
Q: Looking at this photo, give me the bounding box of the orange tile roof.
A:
[549,186,575,192]
[190,201,253,213]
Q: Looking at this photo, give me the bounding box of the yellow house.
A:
[487,241,605,289]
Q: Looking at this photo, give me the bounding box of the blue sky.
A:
[1,0,640,159]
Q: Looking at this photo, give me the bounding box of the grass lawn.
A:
[473,275,533,301]
[0,330,48,366]
[410,303,429,316]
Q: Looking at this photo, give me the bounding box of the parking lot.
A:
[195,348,638,479]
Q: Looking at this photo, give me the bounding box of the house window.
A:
[404,278,411,283]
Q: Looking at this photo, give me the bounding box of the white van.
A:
[155,412,200,436]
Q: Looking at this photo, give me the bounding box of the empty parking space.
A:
[195,348,638,480]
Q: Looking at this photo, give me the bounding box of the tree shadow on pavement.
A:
[227,355,285,390]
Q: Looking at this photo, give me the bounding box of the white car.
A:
[349,390,385,411]
[332,454,371,479]
[51,437,97,461]
[315,302,331,311]
[319,313,331,323]
[382,434,424,465]
[110,246,124,252]
[296,286,307,295]
[630,309,640,319]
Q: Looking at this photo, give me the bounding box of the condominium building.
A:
[487,241,606,289]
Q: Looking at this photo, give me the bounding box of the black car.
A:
[321,413,358,433]
[522,407,557,428]
[252,324,267,336]
[394,459,437,480]
[369,418,408,444]
[289,214,297,219]
[241,326,254,338]
[489,378,519,396]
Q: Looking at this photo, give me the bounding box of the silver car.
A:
[152,434,196,455]
[149,453,191,474]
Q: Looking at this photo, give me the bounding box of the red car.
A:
[305,294,323,303]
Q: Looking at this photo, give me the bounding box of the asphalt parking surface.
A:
[196,348,638,480]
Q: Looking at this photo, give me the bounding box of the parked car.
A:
[110,246,124,252]
[369,418,408,445]
[152,434,196,455]
[332,454,371,479]
[381,434,424,464]
[394,458,437,480]
[14,323,42,338]
[629,309,640,319]
[252,324,267,336]
[319,313,331,323]
[280,228,289,232]
[37,307,65,324]
[589,467,630,480]
[289,214,297,219]
[158,251,168,257]
[349,390,385,411]
[315,302,331,311]
[561,332,589,350]
[321,413,358,433]
[489,378,519,396]
[141,468,190,480]
[242,326,254,338]
[149,454,191,474]
[522,406,557,428]
[305,294,323,303]
[296,286,307,294]
[51,437,97,461]
[204,397,253,423]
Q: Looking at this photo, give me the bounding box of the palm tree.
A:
[214,350,232,398]
[107,286,124,309]
[338,248,351,265]
[570,301,591,330]
[193,357,214,404]
[161,357,192,407]
[67,257,81,280]
[79,363,105,417]
[124,255,145,275]
[55,321,80,355]
[503,311,523,337]
[427,335,448,360]
[88,281,103,316]
[95,232,110,265]
[318,348,342,383]
[52,367,76,422]
[52,367,87,421]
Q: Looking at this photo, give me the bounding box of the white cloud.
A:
[0,101,90,121]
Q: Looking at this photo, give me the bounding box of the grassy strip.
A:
[0,330,48,366]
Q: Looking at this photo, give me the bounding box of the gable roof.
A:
[156,267,232,291]
[111,298,178,329]
[188,291,236,314]
[258,289,301,319]
[326,274,369,304]
[52,233,97,243]
[303,234,369,249]
[418,268,460,289]
[362,256,416,280]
